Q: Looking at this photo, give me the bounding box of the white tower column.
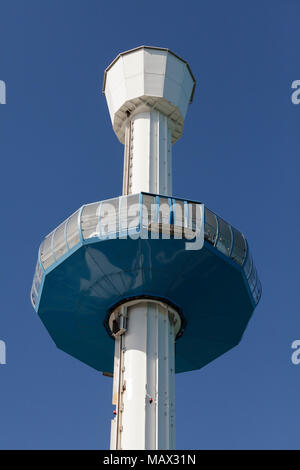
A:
[109,300,181,450]
[123,110,172,196]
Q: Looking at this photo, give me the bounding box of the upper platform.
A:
[102,46,196,144]
[31,193,261,374]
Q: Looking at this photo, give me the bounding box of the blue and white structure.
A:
[31,46,261,450]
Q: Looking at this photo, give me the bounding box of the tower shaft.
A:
[123,110,172,196]
[103,46,196,451]
[110,300,179,450]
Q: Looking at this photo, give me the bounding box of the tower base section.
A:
[109,299,181,450]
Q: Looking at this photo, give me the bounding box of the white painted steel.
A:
[110,300,180,450]
[123,110,172,196]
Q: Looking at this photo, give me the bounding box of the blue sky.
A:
[0,0,299,449]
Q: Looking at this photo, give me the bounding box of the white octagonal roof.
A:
[102,46,196,144]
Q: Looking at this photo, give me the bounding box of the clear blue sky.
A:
[0,0,299,450]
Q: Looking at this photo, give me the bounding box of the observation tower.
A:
[31,46,262,450]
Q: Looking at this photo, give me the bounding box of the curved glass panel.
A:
[40,232,55,269]
[191,203,203,232]
[172,199,185,238]
[173,199,185,227]
[120,194,140,231]
[204,208,218,246]
[230,228,247,266]
[158,197,171,238]
[33,274,40,296]
[31,258,43,307]
[66,210,80,249]
[30,285,38,307]
[142,194,156,228]
[248,265,257,292]
[99,197,119,237]
[81,202,100,240]
[243,251,253,279]
[158,197,170,225]
[53,221,68,260]
[253,278,262,304]
[34,259,43,286]
[216,218,232,257]
[186,202,194,230]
